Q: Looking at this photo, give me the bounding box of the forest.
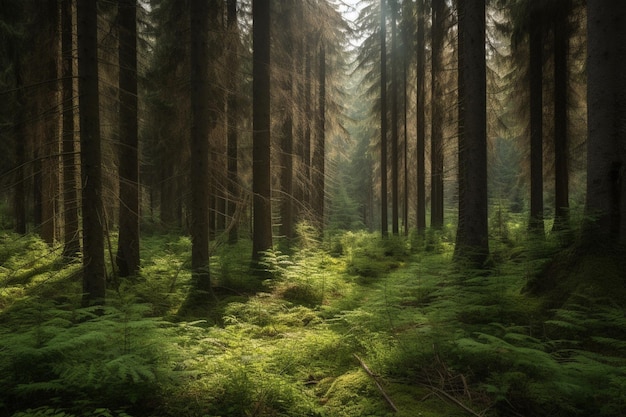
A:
[0,0,625,416]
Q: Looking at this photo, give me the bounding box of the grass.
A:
[0,228,625,416]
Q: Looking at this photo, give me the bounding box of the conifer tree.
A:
[77,0,106,306]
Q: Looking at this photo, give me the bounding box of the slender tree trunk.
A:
[585,1,626,245]
[190,0,211,292]
[380,0,388,237]
[312,43,326,232]
[454,0,489,265]
[252,0,273,262]
[116,0,140,277]
[416,0,426,235]
[14,70,27,236]
[552,1,570,233]
[430,0,445,230]
[227,0,239,245]
[77,0,106,306]
[390,0,399,235]
[62,0,80,259]
[528,1,544,235]
[302,42,312,212]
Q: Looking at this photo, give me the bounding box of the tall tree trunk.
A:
[585,1,626,245]
[62,0,80,259]
[116,0,140,277]
[302,42,312,213]
[454,0,489,265]
[190,0,212,292]
[390,0,399,235]
[416,0,426,235]
[226,0,239,244]
[552,1,570,233]
[279,1,295,242]
[312,43,326,232]
[380,0,388,237]
[528,1,544,235]
[430,0,445,230]
[14,67,27,236]
[36,0,60,245]
[252,0,273,262]
[77,0,106,306]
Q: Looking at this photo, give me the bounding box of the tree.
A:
[430,0,445,230]
[454,0,489,265]
[585,1,626,246]
[390,0,399,235]
[61,0,80,259]
[380,0,388,237]
[312,43,326,232]
[252,0,273,262]
[226,0,240,245]
[551,0,571,232]
[116,0,140,277]
[528,0,544,235]
[77,0,106,306]
[415,0,426,235]
[189,0,211,292]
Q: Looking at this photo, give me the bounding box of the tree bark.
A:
[252,0,273,262]
[190,0,211,292]
[62,0,80,259]
[390,0,399,236]
[430,0,445,230]
[585,1,626,245]
[227,0,239,245]
[380,0,388,237]
[312,43,326,232]
[416,0,426,235]
[77,0,106,306]
[528,1,544,235]
[454,0,489,265]
[116,0,140,277]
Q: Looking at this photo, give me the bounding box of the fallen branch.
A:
[353,354,398,412]
[423,384,485,417]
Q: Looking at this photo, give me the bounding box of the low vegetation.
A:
[1,224,625,417]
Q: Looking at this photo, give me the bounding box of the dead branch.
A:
[353,354,398,412]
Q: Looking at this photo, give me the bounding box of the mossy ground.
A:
[1,229,625,416]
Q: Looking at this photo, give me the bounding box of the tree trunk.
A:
[454,0,489,265]
[528,1,544,235]
[226,0,239,245]
[390,0,399,235]
[252,0,273,262]
[312,43,326,232]
[77,0,106,306]
[190,0,212,292]
[430,0,445,230]
[585,1,626,245]
[380,0,388,237]
[62,0,80,259]
[416,0,426,235]
[116,0,140,277]
[552,1,570,233]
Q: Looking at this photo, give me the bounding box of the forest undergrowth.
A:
[1,225,625,417]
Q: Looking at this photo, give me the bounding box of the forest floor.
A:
[1,229,625,417]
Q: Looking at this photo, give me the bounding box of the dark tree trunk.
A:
[302,41,312,211]
[227,0,239,245]
[280,0,295,242]
[390,0,399,235]
[552,1,570,233]
[190,0,211,292]
[430,0,445,230]
[14,74,27,236]
[454,0,489,265]
[252,0,273,261]
[62,0,80,259]
[528,1,544,235]
[380,0,388,237]
[312,43,326,232]
[116,0,140,277]
[585,1,626,245]
[77,0,106,306]
[416,0,426,235]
